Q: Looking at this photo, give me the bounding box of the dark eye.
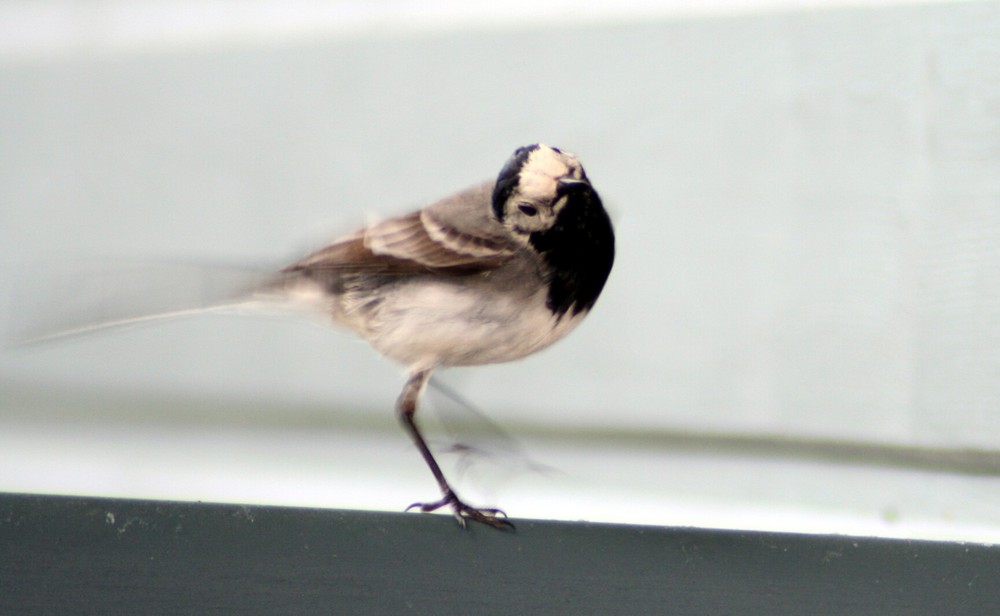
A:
[517,203,538,216]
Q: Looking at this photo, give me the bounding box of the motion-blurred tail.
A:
[7,259,287,345]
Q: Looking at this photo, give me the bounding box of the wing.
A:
[283,182,518,276]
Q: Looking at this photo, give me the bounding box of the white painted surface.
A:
[0,1,966,59]
[1,1,999,539]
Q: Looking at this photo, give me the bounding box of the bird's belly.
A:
[353,281,584,370]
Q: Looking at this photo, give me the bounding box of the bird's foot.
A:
[406,490,514,530]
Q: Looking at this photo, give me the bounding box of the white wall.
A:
[2,1,999,537]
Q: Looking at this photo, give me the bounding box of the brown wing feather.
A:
[284,209,514,276]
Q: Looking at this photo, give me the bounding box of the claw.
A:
[406,490,514,530]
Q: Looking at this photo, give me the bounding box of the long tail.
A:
[7,259,290,345]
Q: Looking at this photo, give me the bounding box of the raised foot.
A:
[406,490,514,530]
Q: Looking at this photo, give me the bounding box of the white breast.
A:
[354,280,585,370]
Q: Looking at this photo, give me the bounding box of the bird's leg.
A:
[397,369,513,529]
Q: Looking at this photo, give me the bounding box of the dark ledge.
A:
[1,493,997,615]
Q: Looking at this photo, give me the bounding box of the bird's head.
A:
[492,144,594,241]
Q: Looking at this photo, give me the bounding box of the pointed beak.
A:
[558,177,589,193]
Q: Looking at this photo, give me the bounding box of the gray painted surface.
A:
[2,493,998,615]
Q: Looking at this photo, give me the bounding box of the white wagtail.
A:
[13,144,615,529]
[279,144,615,528]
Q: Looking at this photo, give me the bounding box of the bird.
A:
[12,144,615,529]
[277,143,615,528]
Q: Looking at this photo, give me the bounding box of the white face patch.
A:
[502,145,586,239]
[517,145,577,201]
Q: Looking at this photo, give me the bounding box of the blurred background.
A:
[2,0,999,541]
